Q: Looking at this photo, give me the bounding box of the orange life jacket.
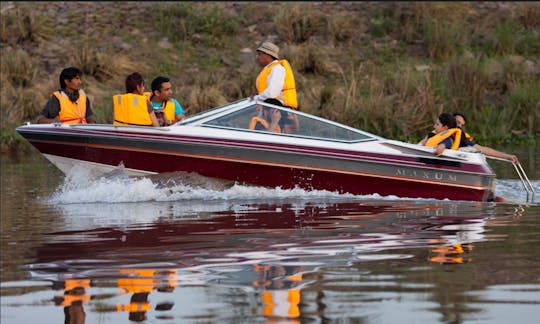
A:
[465,132,474,143]
[256,59,298,109]
[424,128,462,150]
[144,92,176,122]
[113,93,153,126]
[249,116,281,133]
[52,90,88,124]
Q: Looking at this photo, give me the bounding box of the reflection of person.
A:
[116,269,177,321]
[453,113,519,163]
[429,243,473,264]
[251,41,298,110]
[147,76,186,126]
[37,67,95,124]
[419,113,464,156]
[113,72,160,127]
[252,264,303,319]
[53,279,92,324]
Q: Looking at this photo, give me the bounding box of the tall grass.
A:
[153,3,240,47]
[274,4,326,43]
[1,2,539,153]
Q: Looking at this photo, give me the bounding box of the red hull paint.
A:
[30,140,491,202]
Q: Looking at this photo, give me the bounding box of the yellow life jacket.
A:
[52,90,87,124]
[465,132,474,143]
[256,59,298,109]
[144,92,176,121]
[249,116,281,133]
[55,293,92,307]
[424,128,462,150]
[262,289,301,318]
[113,93,153,126]
[116,302,151,313]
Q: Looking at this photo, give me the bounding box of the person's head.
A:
[125,72,145,94]
[59,67,82,92]
[256,41,279,66]
[151,76,173,102]
[453,112,467,128]
[433,113,456,134]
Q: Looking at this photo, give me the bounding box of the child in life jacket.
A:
[419,113,466,156]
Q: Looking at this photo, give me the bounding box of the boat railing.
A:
[486,156,536,203]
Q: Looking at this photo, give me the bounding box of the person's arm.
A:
[37,96,61,123]
[474,144,519,163]
[84,97,96,123]
[255,64,285,102]
[434,143,446,156]
[173,99,185,122]
[146,101,160,127]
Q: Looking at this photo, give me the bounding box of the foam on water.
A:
[48,165,539,205]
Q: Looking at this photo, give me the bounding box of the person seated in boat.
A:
[113,72,159,127]
[249,104,282,133]
[145,76,185,126]
[37,66,96,124]
[419,113,465,156]
[453,113,519,163]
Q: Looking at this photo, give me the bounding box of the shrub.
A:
[274,4,326,43]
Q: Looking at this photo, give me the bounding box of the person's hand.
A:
[434,144,445,156]
[508,154,519,163]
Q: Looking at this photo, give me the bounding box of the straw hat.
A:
[256,42,279,59]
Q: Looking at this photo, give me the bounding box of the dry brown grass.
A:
[1,2,538,150]
[326,10,364,45]
[0,3,54,45]
[274,4,326,43]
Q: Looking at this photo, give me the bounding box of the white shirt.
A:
[253,60,286,104]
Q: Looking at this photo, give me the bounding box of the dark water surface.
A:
[1,149,539,324]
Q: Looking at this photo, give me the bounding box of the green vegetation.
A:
[1,2,539,154]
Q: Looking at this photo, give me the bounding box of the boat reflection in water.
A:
[26,197,522,323]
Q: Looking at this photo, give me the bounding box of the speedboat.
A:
[17,98,501,202]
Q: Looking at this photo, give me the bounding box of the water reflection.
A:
[16,199,530,323]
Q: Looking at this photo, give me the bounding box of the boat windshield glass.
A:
[201,102,376,142]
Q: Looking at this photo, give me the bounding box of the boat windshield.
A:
[200,102,378,142]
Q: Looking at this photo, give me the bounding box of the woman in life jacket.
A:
[420,113,466,156]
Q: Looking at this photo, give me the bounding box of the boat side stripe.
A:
[28,138,492,191]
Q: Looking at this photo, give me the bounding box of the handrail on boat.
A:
[486,156,536,203]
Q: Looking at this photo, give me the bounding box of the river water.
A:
[1,147,539,324]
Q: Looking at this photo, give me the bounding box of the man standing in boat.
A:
[146,76,185,126]
[251,41,298,110]
[250,41,299,133]
[37,67,96,124]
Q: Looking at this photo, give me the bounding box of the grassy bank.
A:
[1,1,539,154]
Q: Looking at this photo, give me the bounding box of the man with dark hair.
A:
[37,67,95,124]
[453,113,518,162]
[147,76,185,126]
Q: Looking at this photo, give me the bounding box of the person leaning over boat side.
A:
[453,113,519,163]
[250,41,299,133]
[145,76,185,126]
[419,113,465,156]
[37,67,96,124]
[113,72,159,127]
